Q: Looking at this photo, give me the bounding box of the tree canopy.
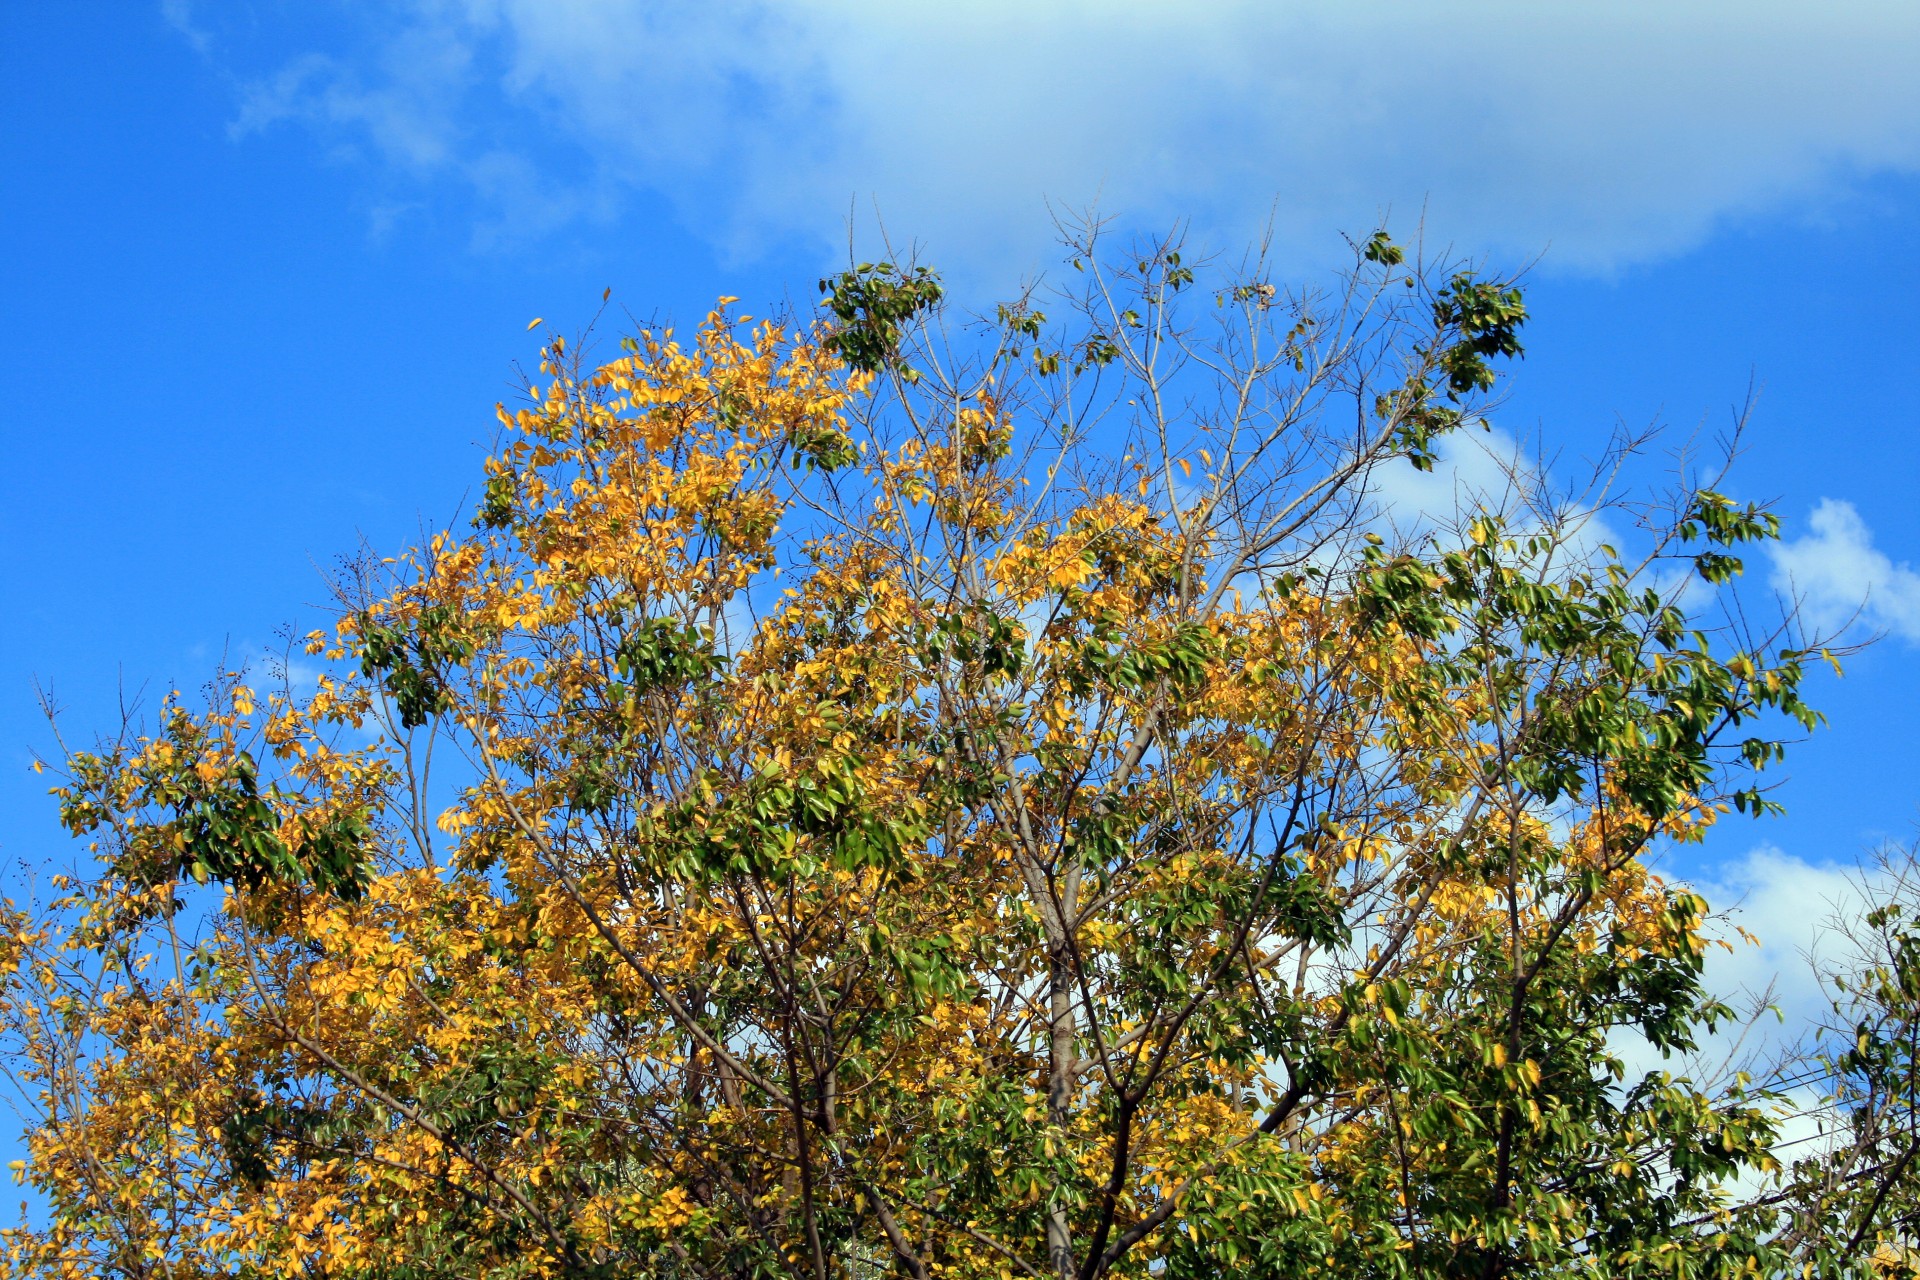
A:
[1,227,1903,1279]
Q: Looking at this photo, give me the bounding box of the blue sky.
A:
[3,2,1919,1049]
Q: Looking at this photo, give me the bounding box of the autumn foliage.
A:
[0,229,1869,1279]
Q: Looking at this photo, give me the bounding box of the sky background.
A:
[3,1,1919,1076]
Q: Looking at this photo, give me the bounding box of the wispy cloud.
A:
[159,0,211,57]
[228,51,464,172]
[178,1,1920,272]
[1769,497,1920,643]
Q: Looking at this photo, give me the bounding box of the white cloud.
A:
[1769,497,1920,643]
[1608,843,1877,1094]
[1691,844,1876,1047]
[1685,845,1907,1178]
[1360,427,1638,585]
[1365,428,1535,537]
[1591,844,1902,1194]
[193,0,1920,273]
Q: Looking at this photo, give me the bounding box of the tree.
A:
[0,224,1843,1279]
